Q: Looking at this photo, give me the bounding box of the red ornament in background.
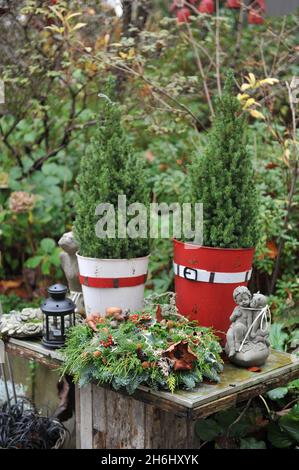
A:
[170,0,181,13]
[248,7,264,24]
[256,0,266,10]
[176,7,191,23]
[198,0,215,14]
[226,0,240,8]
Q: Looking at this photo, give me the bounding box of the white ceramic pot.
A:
[77,253,149,315]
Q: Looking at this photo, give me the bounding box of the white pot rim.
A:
[76,251,150,262]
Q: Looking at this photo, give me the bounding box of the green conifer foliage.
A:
[189,72,259,248]
[74,90,150,259]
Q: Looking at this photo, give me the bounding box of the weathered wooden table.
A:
[4,338,299,449]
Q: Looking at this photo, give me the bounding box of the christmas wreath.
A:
[61,295,223,394]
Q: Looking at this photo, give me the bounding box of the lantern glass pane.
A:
[46,315,50,341]
[52,315,61,338]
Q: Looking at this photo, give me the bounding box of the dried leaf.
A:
[45,25,65,34]
[249,109,265,120]
[72,23,87,31]
[259,78,279,86]
[243,98,256,109]
[247,366,262,372]
[241,83,251,91]
[266,240,278,260]
[163,340,197,371]
[66,12,82,21]
[156,304,163,323]
[237,93,250,101]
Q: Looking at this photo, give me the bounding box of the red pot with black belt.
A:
[173,239,255,338]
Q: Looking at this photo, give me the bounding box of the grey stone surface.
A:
[0,308,43,338]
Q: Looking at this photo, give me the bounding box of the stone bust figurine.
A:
[58,231,82,293]
[58,231,85,316]
[225,286,270,367]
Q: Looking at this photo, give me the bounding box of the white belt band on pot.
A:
[173,262,252,284]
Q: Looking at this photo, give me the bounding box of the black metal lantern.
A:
[41,284,76,349]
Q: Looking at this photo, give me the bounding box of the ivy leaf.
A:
[49,248,62,267]
[40,238,56,254]
[267,422,294,448]
[288,379,299,391]
[215,409,239,427]
[240,437,266,449]
[269,323,288,351]
[289,330,299,349]
[195,419,223,441]
[25,256,43,269]
[279,404,299,442]
[41,258,51,275]
[267,387,289,400]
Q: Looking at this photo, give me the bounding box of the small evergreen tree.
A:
[189,71,259,248]
[74,85,150,259]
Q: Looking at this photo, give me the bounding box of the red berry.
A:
[198,0,214,14]
[226,0,240,8]
[248,8,264,24]
[176,7,191,23]
[50,0,58,4]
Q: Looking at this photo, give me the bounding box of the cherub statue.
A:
[225,286,252,358]
[250,293,270,346]
[225,287,271,367]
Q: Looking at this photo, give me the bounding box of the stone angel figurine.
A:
[225,286,270,367]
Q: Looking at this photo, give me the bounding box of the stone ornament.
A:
[225,286,271,367]
[58,231,81,292]
[0,308,43,338]
[0,307,84,339]
[58,231,85,316]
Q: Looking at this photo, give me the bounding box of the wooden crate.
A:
[5,339,299,449]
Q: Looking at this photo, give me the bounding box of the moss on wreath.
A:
[60,308,223,394]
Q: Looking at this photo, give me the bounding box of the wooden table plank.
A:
[5,338,299,420]
[135,350,299,410]
[5,337,62,369]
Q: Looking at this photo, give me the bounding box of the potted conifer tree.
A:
[74,87,150,315]
[173,71,259,337]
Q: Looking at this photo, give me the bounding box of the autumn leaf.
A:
[247,366,262,373]
[243,98,256,109]
[249,109,265,120]
[247,72,256,86]
[65,12,82,21]
[281,149,290,167]
[163,340,197,371]
[72,23,87,32]
[266,240,278,259]
[45,25,65,34]
[259,240,278,260]
[241,83,252,91]
[237,93,250,101]
[156,304,163,323]
[259,78,279,86]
